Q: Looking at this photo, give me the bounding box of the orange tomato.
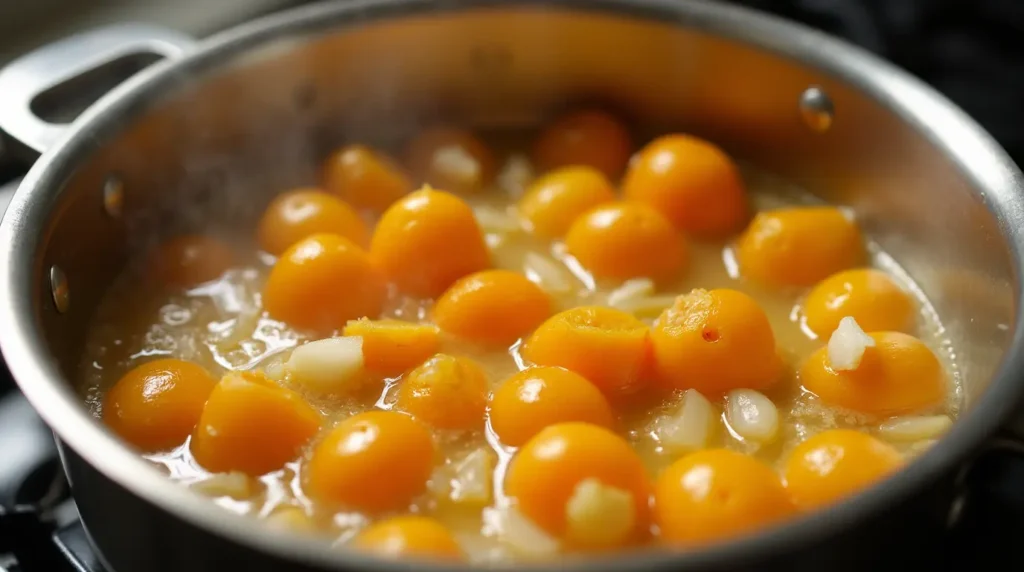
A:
[518,166,616,239]
[306,411,434,512]
[784,429,902,510]
[147,235,234,288]
[405,126,496,194]
[369,187,490,298]
[263,233,386,334]
[799,331,945,415]
[103,359,216,452]
[802,268,914,337]
[533,109,633,180]
[654,449,795,546]
[352,516,463,560]
[191,371,321,475]
[257,188,368,255]
[522,306,651,397]
[565,202,688,283]
[322,144,412,212]
[504,422,651,548]
[622,134,748,238]
[433,270,552,346]
[650,289,782,395]
[343,318,440,376]
[489,366,614,447]
[736,207,865,288]
[395,354,488,431]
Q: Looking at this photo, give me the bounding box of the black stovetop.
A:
[3,1,1024,571]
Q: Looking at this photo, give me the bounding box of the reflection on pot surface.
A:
[78,110,960,564]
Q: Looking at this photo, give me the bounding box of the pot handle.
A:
[0,23,195,155]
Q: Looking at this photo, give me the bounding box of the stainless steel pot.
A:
[1,1,1023,571]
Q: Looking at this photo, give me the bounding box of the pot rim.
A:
[2,0,1023,570]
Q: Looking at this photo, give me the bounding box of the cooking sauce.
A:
[77,111,959,563]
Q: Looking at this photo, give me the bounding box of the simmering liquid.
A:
[77,119,959,563]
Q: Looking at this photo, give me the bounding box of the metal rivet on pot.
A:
[103,176,123,218]
[50,266,69,314]
[799,86,834,133]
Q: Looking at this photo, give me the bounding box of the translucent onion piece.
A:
[879,415,953,442]
[725,389,779,443]
[827,316,876,371]
[432,146,481,187]
[494,506,560,557]
[285,336,364,392]
[607,278,656,309]
[653,389,715,454]
[565,478,635,546]
[450,448,496,505]
[189,471,252,499]
[496,154,534,196]
[523,252,574,294]
[474,205,522,234]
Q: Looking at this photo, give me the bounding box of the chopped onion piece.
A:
[285,336,364,392]
[725,389,779,443]
[611,295,678,318]
[827,316,876,371]
[265,506,317,532]
[607,278,656,308]
[496,154,534,196]
[432,145,481,186]
[450,449,496,505]
[879,415,953,442]
[565,478,635,546]
[190,472,252,498]
[523,252,573,294]
[474,205,522,234]
[653,389,714,454]
[494,506,560,557]
[262,359,286,381]
[906,439,938,458]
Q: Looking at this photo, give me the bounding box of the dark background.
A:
[739,0,1024,165]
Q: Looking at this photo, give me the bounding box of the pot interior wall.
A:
[34,5,1015,413]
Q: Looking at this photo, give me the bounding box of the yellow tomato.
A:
[103,359,216,452]
[504,422,651,549]
[651,289,782,395]
[799,331,946,415]
[306,411,434,512]
[802,268,914,337]
[622,134,749,238]
[522,306,651,397]
[369,187,490,298]
[518,166,616,239]
[191,371,321,476]
[352,516,463,560]
[395,354,488,431]
[433,270,552,346]
[533,109,633,180]
[146,235,234,288]
[322,144,412,212]
[489,366,615,447]
[784,429,902,510]
[654,449,795,546]
[263,234,386,334]
[736,207,865,288]
[565,202,688,283]
[257,188,368,255]
[343,318,440,376]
